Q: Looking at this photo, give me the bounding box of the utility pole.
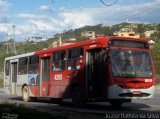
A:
[6,33,9,54]
[13,25,17,54]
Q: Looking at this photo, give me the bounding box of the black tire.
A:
[50,98,63,104]
[30,97,37,101]
[71,86,86,107]
[22,86,30,102]
[110,101,123,108]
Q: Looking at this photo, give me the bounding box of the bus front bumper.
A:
[107,85,155,99]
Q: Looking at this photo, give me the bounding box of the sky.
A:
[0,0,160,41]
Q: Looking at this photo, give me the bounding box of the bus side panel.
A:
[49,71,70,98]
[3,75,11,95]
[16,75,29,96]
[27,73,40,97]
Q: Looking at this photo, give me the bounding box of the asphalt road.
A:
[0,87,160,119]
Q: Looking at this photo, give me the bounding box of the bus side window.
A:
[60,51,67,70]
[5,60,10,76]
[67,47,83,70]
[28,55,39,74]
[68,49,77,70]
[53,51,66,71]
[18,57,28,75]
[78,47,84,59]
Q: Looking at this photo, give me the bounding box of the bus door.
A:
[10,61,18,95]
[4,60,10,94]
[86,48,106,98]
[40,56,50,97]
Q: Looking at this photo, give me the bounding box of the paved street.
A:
[0,87,160,119]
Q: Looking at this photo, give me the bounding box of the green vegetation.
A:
[76,36,89,42]
[151,41,160,74]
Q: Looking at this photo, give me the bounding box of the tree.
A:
[150,32,160,42]
[76,36,89,42]
[151,40,160,74]
[137,24,145,33]
[140,33,145,38]
[157,24,160,32]
[104,27,113,36]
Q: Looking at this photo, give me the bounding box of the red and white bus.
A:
[3,36,156,107]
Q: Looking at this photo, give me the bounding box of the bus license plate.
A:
[133,91,141,95]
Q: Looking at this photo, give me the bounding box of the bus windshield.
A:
[110,49,153,78]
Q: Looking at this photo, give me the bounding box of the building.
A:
[51,38,76,48]
[96,34,105,38]
[51,40,59,48]
[114,31,140,38]
[144,30,155,38]
[81,31,96,39]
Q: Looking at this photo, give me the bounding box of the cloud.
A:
[17,13,50,20]
[38,5,54,12]
[58,0,160,25]
[0,23,14,41]
[59,11,94,29]
[0,0,10,24]
[0,15,9,23]
[0,0,10,12]
[0,23,8,33]
[0,14,64,41]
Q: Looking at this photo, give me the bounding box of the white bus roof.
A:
[5,52,35,60]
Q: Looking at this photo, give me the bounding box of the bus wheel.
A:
[30,97,37,101]
[71,86,86,107]
[110,101,123,108]
[22,86,30,102]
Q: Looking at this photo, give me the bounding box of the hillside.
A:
[54,23,159,40]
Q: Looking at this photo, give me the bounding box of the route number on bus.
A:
[54,74,62,80]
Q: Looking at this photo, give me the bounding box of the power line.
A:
[109,0,160,24]
[100,0,119,6]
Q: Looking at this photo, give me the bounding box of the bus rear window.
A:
[108,40,149,49]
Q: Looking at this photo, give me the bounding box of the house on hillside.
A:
[144,30,155,38]
[96,34,105,38]
[114,31,140,38]
[81,31,96,39]
[51,38,76,48]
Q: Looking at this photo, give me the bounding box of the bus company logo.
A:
[144,78,152,82]
[54,74,62,80]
